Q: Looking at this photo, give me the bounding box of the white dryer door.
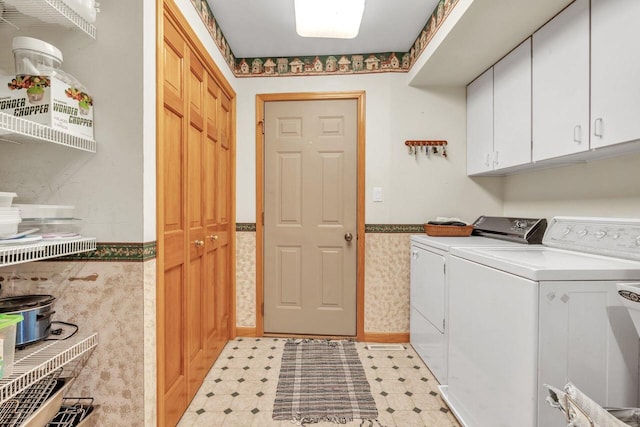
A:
[410,244,445,332]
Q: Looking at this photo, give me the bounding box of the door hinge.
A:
[259,119,265,135]
[261,302,264,316]
[443,318,446,331]
[443,264,446,275]
[261,212,264,226]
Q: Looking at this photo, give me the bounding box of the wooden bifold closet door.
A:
[157,2,236,426]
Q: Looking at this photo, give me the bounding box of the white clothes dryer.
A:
[410,216,546,385]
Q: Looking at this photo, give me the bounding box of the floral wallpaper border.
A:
[55,223,426,262]
[235,223,424,234]
[56,242,157,262]
[237,223,257,232]
[189,0,459,78]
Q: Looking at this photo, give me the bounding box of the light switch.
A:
[373,187,383,202]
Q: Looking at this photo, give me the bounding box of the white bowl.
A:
[0,222,19,238]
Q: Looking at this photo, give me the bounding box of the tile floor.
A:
[178,338,461,427]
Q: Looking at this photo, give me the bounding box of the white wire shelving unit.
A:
[0,238,96,268]
[0,0,96,39]
[0,113,96,153]
[0,333,98,405]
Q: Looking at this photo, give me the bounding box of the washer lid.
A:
[0,294,56,312]
[451,246,640,281]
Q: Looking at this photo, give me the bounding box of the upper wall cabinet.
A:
[467,0,640,176]
[532,0,589,162]
[466,39,531,176]
[466,68,494,175]
[590,0,640,149]
[493,39,532,170]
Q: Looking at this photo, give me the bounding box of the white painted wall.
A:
[143,0,157,242]
[502,152,640,220]
[235,73,503,224]
[0,0,145,242]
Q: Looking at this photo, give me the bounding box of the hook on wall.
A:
[405,140,448,158]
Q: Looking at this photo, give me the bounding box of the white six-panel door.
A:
[264,99,358,335]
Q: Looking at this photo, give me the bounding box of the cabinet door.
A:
[410,244,445,333]
[532,0,589,161]
[466,68,494,175]
[494,38,532,170]
[591,0,640,149]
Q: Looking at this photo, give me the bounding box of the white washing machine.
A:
[410,216,547,385]
[442,217,640,427]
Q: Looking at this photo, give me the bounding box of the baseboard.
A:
[235,328,408,342]
[362,332,409,343]
[236,327,257,337]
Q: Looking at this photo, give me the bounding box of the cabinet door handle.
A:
[208,234,219,241]
[194,240,204,247]
[493,151,499,166]
[412,250,418,259]
[485,153,491,168]
[573,125,582,143]
[594,118,604,138]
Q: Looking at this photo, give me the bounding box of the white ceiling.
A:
[206,0,440,58]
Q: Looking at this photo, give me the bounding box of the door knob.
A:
[344,232,353,242]
[194,240,204,247]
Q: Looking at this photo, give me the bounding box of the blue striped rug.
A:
[273,339,379,425]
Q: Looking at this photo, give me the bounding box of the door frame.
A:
[255,91,366,340]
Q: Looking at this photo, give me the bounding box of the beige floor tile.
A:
[203,394,234,412]
[191,411,227,427]
[385,393,417,411]
[188,338,461,427]
[230,395,260,411]
[217,410,256,426]
[176,411,198,427]
[392,410,426,426]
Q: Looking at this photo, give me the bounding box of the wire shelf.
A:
[0,369,62,426]
[0,113,96,153]
[0,334,97,405]
[0,237,96,267]
[0,0,96,39]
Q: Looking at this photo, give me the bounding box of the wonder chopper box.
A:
[0,74,94,140]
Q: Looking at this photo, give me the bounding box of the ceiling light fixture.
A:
[294,0,366,39]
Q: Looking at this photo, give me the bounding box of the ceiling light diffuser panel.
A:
[294,0,366,39]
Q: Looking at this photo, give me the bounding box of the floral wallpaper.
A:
[190,0,460,77]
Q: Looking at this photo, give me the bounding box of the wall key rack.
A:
[405,140,448,158]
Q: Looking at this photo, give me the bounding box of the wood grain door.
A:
[160,14,188,427]
[158,3,236,425]
[215,93,232,347]
[203,72,220,366]
[263,99,358,336]
[186,50,207,400]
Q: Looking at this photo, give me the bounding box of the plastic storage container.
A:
[13,204,74,219]
[0,313,24,379]
[0,192,17,208]
[12,37,63,75]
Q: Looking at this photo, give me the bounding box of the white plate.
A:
[0,228,39,240]
[40,233,81,240]
[0,235,43,245]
